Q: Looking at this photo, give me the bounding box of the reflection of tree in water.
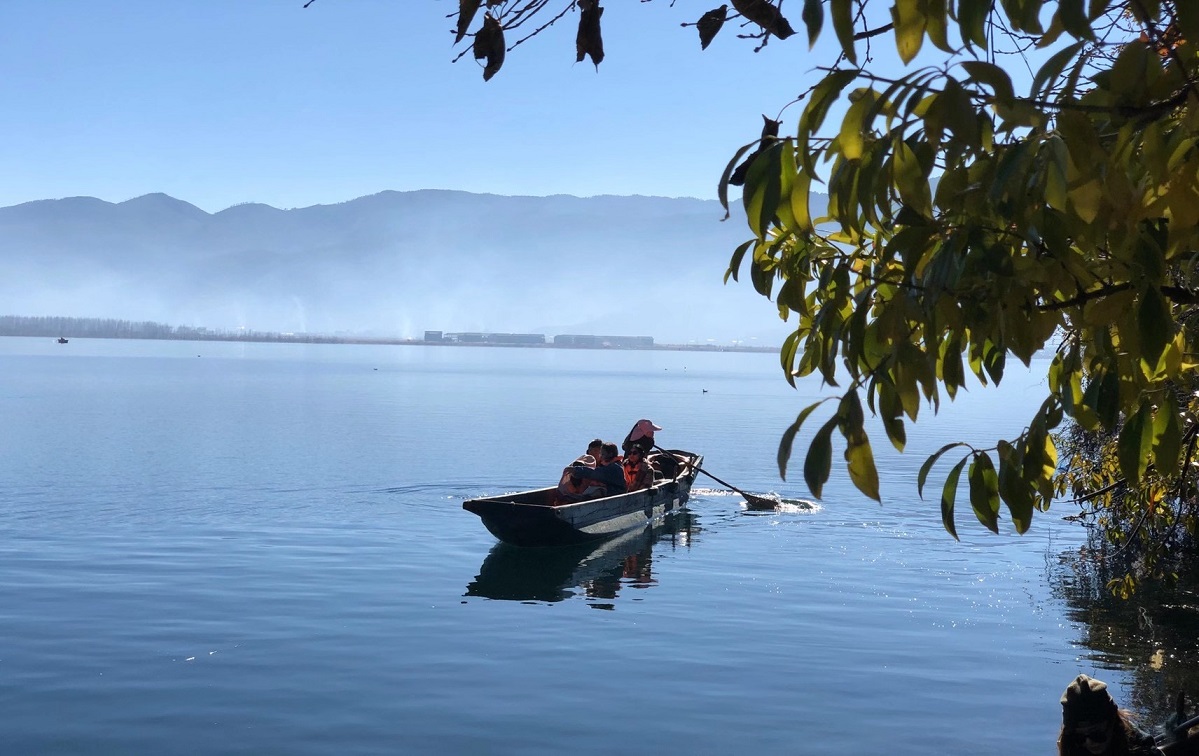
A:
[1052,526,1199,724]
[466,511,699,607]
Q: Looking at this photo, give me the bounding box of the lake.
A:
[0,336,1171,753]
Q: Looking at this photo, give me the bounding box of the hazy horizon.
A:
[1,189,802,346]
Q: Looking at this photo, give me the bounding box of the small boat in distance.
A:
[57,337,68,344]
[463,449,702,548]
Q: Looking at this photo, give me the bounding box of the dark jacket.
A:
[622,433,654,456]
[572,460,628,495]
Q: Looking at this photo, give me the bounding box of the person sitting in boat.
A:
[1057,674,1163,755]
[556,454,598,504]
[586,438,603,462]
[622,446,654,492]
[569,442,627,498]
[622,419,661,456]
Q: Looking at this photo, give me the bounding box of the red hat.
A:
[630,419,662,441]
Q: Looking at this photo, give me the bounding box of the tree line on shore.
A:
[0,315,358,343]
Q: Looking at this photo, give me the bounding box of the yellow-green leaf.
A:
[892,0,927,64]
[845,438,881,501]
[1117,402,1153,488]
[1152,392,1182,480]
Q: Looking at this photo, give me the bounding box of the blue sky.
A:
[0,1,854,212]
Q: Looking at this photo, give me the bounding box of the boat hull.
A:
[463,451,702,548]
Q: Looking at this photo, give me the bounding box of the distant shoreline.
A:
[24,334,780,354]
[1,315,779,354]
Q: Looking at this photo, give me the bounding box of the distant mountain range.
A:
[0,189,806,345]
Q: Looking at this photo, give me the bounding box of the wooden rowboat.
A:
[463,449,702,547]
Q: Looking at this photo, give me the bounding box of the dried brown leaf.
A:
[472,13,506,81]
[456,0,482,44]
[576,1,605,68]
[698,5,728,50]
[730,0,795,39]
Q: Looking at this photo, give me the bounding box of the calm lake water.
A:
[0,336,1171,753]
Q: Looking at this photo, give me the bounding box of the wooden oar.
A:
[653,445,778,509]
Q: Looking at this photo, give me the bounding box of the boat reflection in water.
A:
[465,510,699,608]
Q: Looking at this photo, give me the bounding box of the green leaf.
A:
[775,140,798,229]
[878,383,907,453]
[1007,0,1046,33]
[725,239,754,284]
[960,61,1015,106]
[997,440,1033,534]
[982,340,1006,385]
[1110,40,1153,98]
[791,166,813,231]
[743,141,785,237]
[804,417,839,499]
[837,391,880,501]
[893,138,932,218]
[830,0,857,64]
[799,70,858,143]
[968,453,1000,534]
[1068,178,1103,224]
[1137,287,1172,369]
[1056,0,1092,40]
[918,442,966,498]
[718,140,760,218]
[1093,368,1121,431]
[802,0,824,48]
[839,90,874,161]
[939,336,964,396]
[957,0,990,48]
[778,400,825,479]
[941,456,969,540]
[1117,402,1153,488]
[1044,136,1069,211]
[778,330,800,387]
[924,0,950,52]
[1031,41,1085,99]
[1178,1,1199,47]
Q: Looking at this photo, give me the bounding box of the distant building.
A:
[554,334,653,349]
[442,332,545,345]
[485,333,544,345]
[423,330,444,342]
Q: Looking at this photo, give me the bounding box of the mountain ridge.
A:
[0,189,804,345]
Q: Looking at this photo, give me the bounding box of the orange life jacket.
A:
[623,458,651,492]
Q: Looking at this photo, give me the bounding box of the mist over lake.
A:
[0,190,808,346]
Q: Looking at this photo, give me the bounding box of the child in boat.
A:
[622,446,654,492]
[1057,674,1162,755]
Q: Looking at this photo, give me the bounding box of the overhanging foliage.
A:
[430,0,1199,589]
